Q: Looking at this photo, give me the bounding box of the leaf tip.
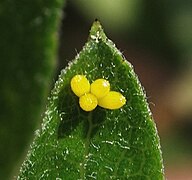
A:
[89,20,107,42]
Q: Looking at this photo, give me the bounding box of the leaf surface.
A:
[0,0,64,178]
[18,21,164,179]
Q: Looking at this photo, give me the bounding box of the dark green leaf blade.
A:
[18,21,164,179]
[0,0,64,178]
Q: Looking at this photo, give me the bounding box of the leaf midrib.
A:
[79,112,93,179]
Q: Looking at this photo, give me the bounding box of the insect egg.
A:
[79,93,98,111]
[98,91,126,109]
[71,75,90,97]
[91,79,110,99]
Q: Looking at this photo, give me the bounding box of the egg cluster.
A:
[70,75,126,111]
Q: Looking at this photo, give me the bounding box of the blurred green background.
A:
[1,0,192,179]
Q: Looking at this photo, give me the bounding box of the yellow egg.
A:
[98,91,126,109]
[71,75,90,97]
[79,93,98,111]
[91,79,110,99]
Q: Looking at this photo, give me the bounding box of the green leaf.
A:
[0,0,64,178]
[18,21,164,179]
